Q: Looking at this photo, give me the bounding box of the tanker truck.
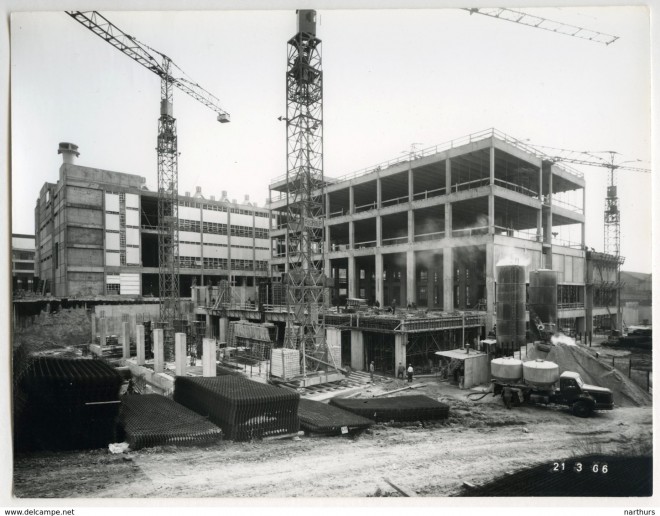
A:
[490,358,614,418]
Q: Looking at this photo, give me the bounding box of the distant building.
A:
[620,271,652,326]
[34,142,272,298]
[12,234,36,293]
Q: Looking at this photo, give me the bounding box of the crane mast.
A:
[283,10,339,379]
[67,11,230,358]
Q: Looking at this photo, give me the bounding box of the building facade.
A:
[34,143,272,298]
[12,233,36,293]
[269,129,593,334]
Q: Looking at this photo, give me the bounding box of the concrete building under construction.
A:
[34,143,272,299]
[267,129,599,374]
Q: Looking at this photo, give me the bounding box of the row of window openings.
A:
[179,219,269,239]
[179,201,271,218]
[178,256,268,270]
[179,240,269,251]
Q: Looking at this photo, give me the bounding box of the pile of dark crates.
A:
[174,376,300,441]
[297,399,374,435]
[119,394,223,449]
[329,395,450,422]
[16,357,122,451]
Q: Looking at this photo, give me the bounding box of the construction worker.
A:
[392,299,397,315]
[502,386,513,409]
[397,362,405,379]
[407,364,414,383]
[369,361,375,383]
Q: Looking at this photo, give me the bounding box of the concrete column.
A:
[325,192,331,218]
[136,324,146,366]
[326,327,342,367]
[376,177,382,209]
[219,316,228,345]
[153,328,165,373]
[443,247,454,311]
[536,210,543,242]
[406,250,416,306]
[581,187,586,247]
[445,202,452,238]
[376,216,382,246]
[350,330,364,370]
[202,338,217,376]
[486,242,495,331]
[408,168,414,202]
[349,221,355,249]
[205,313,212,338]
[394,333,407,371]
[348,255,357,298]
[488,194,495,235]
[489,144,495,184]
[375,253,384,307]
[175,332,187,376]
[324,258,332,308]
[91,314,96,344]
[325,224,331,253]
[427,262,435,308]
[445,158,452,194]
[349,186,355,214]
[121,321,130,359]
[408,210,414,244]
[100,318,107,347]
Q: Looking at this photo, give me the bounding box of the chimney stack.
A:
[185,192,190,197]
[210,195,215,201]
[58,142,79,164]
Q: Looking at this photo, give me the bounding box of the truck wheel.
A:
[572,400,593,418]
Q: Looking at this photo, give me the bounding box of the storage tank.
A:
[529,269,558,326]
[491,357,523,382]
[522,359,560,387]
[496,265,527,352]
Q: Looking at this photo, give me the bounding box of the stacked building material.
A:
[173,376,300,441]
[230,321,274,363]
[119,394,223,449]
[271,348,302,378]
[143,321,154,359]
[18,357,122,451]
[329,395,449,422]
[298,399,374,435]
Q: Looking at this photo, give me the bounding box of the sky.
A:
[9,6,653,272]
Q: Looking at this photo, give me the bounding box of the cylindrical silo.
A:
[496,265,527,353]
[529,269,558,326]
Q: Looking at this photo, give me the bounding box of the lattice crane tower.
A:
[283,10,332,374]
[67,11,230,358]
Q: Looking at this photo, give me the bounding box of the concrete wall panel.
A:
[126,246,140,265]
[106,252,120,266]
[67,227,103,246]
[203,246,228,259]
[180,243,202,257]
[68,247,103,266]
[180,231,201,243]
[203,234,228,245]
[67,186,102,206]
[179,206,201,221]
[202,209,228,223]
[68,207,102,226]
[120,273,140,295]
[126,228,140,246]
[231,213,253,226]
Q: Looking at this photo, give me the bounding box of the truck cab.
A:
[558,371,614,417]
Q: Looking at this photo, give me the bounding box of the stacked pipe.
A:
[143,320,154,359]
[173,376,300,441]
[119,394,223,449]
[17,357,122,451]
[329,395,450,422]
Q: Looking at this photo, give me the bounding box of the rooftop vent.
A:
[58,142,79,164]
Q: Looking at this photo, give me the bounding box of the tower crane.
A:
[67,11,230,357]
[464,7,619,45]
[534,147,650,258]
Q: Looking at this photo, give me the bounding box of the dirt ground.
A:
[12,378,652,499]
